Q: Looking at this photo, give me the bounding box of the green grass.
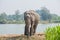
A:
[45,25,60,40]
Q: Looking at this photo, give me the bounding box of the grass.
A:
[45,25,60,40]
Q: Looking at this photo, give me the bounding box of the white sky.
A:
[0,0,60,16]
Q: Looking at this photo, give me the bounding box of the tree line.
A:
[0,7,60,24]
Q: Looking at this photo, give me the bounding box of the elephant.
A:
[24,10,40,37]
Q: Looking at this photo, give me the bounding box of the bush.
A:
[45,25,60,40]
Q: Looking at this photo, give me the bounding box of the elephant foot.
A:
[24,33,31,37]
[30,33,34,36]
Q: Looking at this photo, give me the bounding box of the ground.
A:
[0,33,45,40]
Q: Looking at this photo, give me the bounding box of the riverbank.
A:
[0,33,45,40]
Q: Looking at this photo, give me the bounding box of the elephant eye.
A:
[27,13,30,15]
[29,13,30,15]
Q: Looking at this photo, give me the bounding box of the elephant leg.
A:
[24,24,31,36]
[33,22,38,35]
[30,21,34,36]
[27,24,31,36]
[24,24,27,35]
[30,27,33,36]
[24,19,31,36]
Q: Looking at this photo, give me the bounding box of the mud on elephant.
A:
[24,10,40,37]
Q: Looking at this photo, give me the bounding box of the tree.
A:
[36,7,52,22]
[15,10,20,21]
[41,7,51,20]
[0,12,7,23]
[51,14,58,20]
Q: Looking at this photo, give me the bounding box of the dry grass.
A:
[0,33,45,40]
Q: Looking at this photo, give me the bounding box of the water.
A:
[0,23,60,34]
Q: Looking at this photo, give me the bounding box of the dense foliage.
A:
[45,25,60,40]
[0,7,60,24]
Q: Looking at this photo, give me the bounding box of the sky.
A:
[0,0,60,16]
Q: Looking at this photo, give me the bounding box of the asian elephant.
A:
[24,10,40,36]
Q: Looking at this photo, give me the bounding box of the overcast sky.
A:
[0,0,60,16]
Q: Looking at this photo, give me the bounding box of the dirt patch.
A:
[0,33,45,40]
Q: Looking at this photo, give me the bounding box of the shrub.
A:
[45,25,60,40]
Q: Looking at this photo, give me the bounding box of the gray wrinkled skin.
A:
[24,10,40,37]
